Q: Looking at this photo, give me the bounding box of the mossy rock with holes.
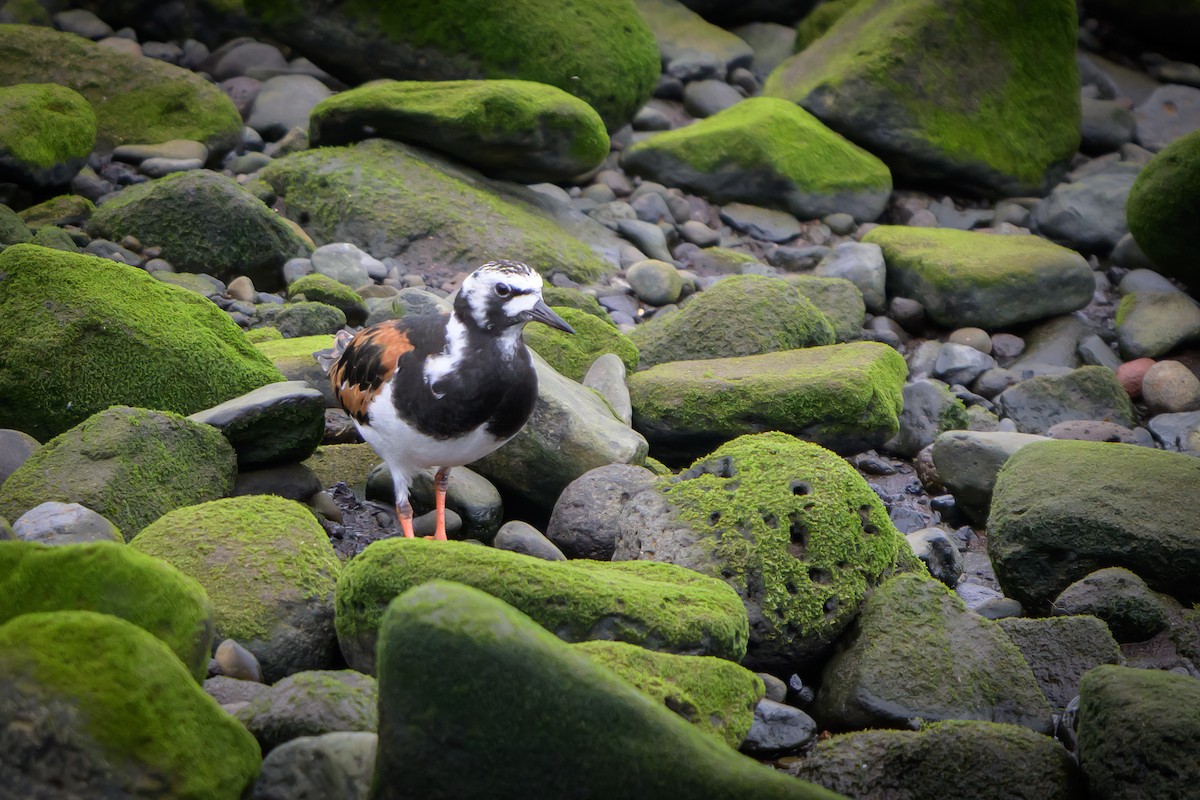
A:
[0,83,96,189]
[523,306,638,381]
[129,495,342,683]
[334,537,749,674]
[614,432,922,673]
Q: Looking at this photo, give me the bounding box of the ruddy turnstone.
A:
[325,260,574,540]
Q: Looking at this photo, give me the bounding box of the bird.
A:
[323,260,575,541]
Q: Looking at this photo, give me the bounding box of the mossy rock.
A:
[310,79,609,182]
[254,333,336,405]
[628,341,907,463]
[813,573,1053,733]
[244,326,284,344]
[630,274,835,368]
[793,0,856,51]
[0,24,241,154]
[0,406,237,539]
[0,610,260,799]
[764,0,1080,195]
[129,495,342,683]
[0,540,215,681]
[994,366,1138,435]
[1126,129,1200,293]
[622,97,892,223]
[633,0,754,75]
[0,83,96,188]
[302,443,382,492]
[334,537,749,674]
[29,225,78,251]
[615,432,920,672]
[783,274,865,342]
[997,615,1121,711]
[0,202,31,244]
[540,284,611,322]
[793,720,1082,800]
[0,244,285,440]
[234,669,377,755]
[577,640,763,748]
[242,0,658,130]
[371,581,843,799]
[87,170,312,290]
[254,301,347,338]
[863,226,1094,330]
[17,193,94,228]
[987,439,1200,610]
[257,139,613,283]
[286,272,367,325]
[523,306,638,380]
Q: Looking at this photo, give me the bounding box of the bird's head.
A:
[456,260,575,335]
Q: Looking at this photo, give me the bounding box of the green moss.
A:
[794,0,856,51]
[783,274,866,342]
[234,669,377,753]
[523,306,638,380]
[244,326,284,344]
[0,83,95,169]
[0,611,261,797]
[541,285,611,322]
[1114,293,1134,327]
[254,333,336,361]
[575,640,763,748]
[1126,130,1200,290]
[29,225,78,251]
[0,203,31,244]
[129,495,340,644]
[287,273,367,324]
[18,194,94,228]
[0,244,285,440]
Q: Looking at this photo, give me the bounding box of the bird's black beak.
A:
[528,299,575,334]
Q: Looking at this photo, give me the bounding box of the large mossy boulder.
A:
[1126,129,1200,294]
[0,406,237,538]
[0,24,241,154]
[0,83,96,189]
[763,0,1080,195]
[242,0,658,130]
[628,341,907,462]
[615,433,920,672]
[0,540,215,681]
[334,537,749,674]
[792,720,1082,800]
[129,495,342,683]
[629,274,835,367]
[622,97,892,222]
[523,306,639,381]
[813,573,1052,733]
[987,439,1200,609]
[256,139,614,283]
[0,244,285,440]
[863,226,1095,330]
[310,79,609,182]
[87,170,312,290]
[371,580,842,799]
[0,610,261,799]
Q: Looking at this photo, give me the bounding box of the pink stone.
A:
[1116,358,1156,398]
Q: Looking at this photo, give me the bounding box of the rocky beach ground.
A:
[1,1,1200,798]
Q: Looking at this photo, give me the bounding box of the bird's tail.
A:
[314,329,356,374]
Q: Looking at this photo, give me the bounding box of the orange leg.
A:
[433,467,450,541]
[396,499,415,538]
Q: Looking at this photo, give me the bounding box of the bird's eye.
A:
[494,283,512,298]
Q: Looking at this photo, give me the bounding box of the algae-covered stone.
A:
[764,0,1079,195]
[792,720,1082,800]
[188,381,326,470]
[0,202,31,243]
[334,537,749,674]
[235,670,377,755]
[1114,291,1200,360]
[242,0,658,131]
[0,610,260,799]
[1078,664,1200,800]
[575,640,763,748]
[372,581,842,800]
[0,406,237,538]
[87,170,311,289]
[783,274,865,342]
[252,731,376,800]
[17,193,94,228]
[310,79,609,182]
[629,341,906,462]
[255,301,347,338]
[258,139,613,283]
[630,274,835,367]
[634,0,753,80]
[130,495,342,683]
[523,306,638,381]
[1126,129,1200,292]
[286,273,367,325]
[987,439,1200,609]
[0,540,215,681]
[997,615,1121,711]
[0,24,241,153]
[0,83,95,188]
[255,333,336,405]
[0,244,285,440]
[615,433,919,672]
[793,0,855,51]
[863,226,1094,330]
[622,97,892,223]
[995,366,1138,434]
[813,573,1052,733]
[1051,567,1170,643]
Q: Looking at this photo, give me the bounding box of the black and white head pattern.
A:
[457,260,545,332]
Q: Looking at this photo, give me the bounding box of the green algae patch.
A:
[764,0,1079,195]
[575,640,763,748]
[541,285,611,321]
[0,24,241,153]
[258,138,612,283]
[0,83,95,182]
[0,611,260,798]
[0,406,237,539]
[129,495,341,682]
[372,581,843,799]
[783,274,866,343]
[287,272,367,324]
[1126,129,1200,292]
[0,540,215,681]
[302,443,381,492]
[523,306,638,380]
[794,0,856,51]
[17,193,94,229]
[335,537,749,674]
[0,244,285,440]
[629,341,907,462]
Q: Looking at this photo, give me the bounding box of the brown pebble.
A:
[1116,357,1156,398]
